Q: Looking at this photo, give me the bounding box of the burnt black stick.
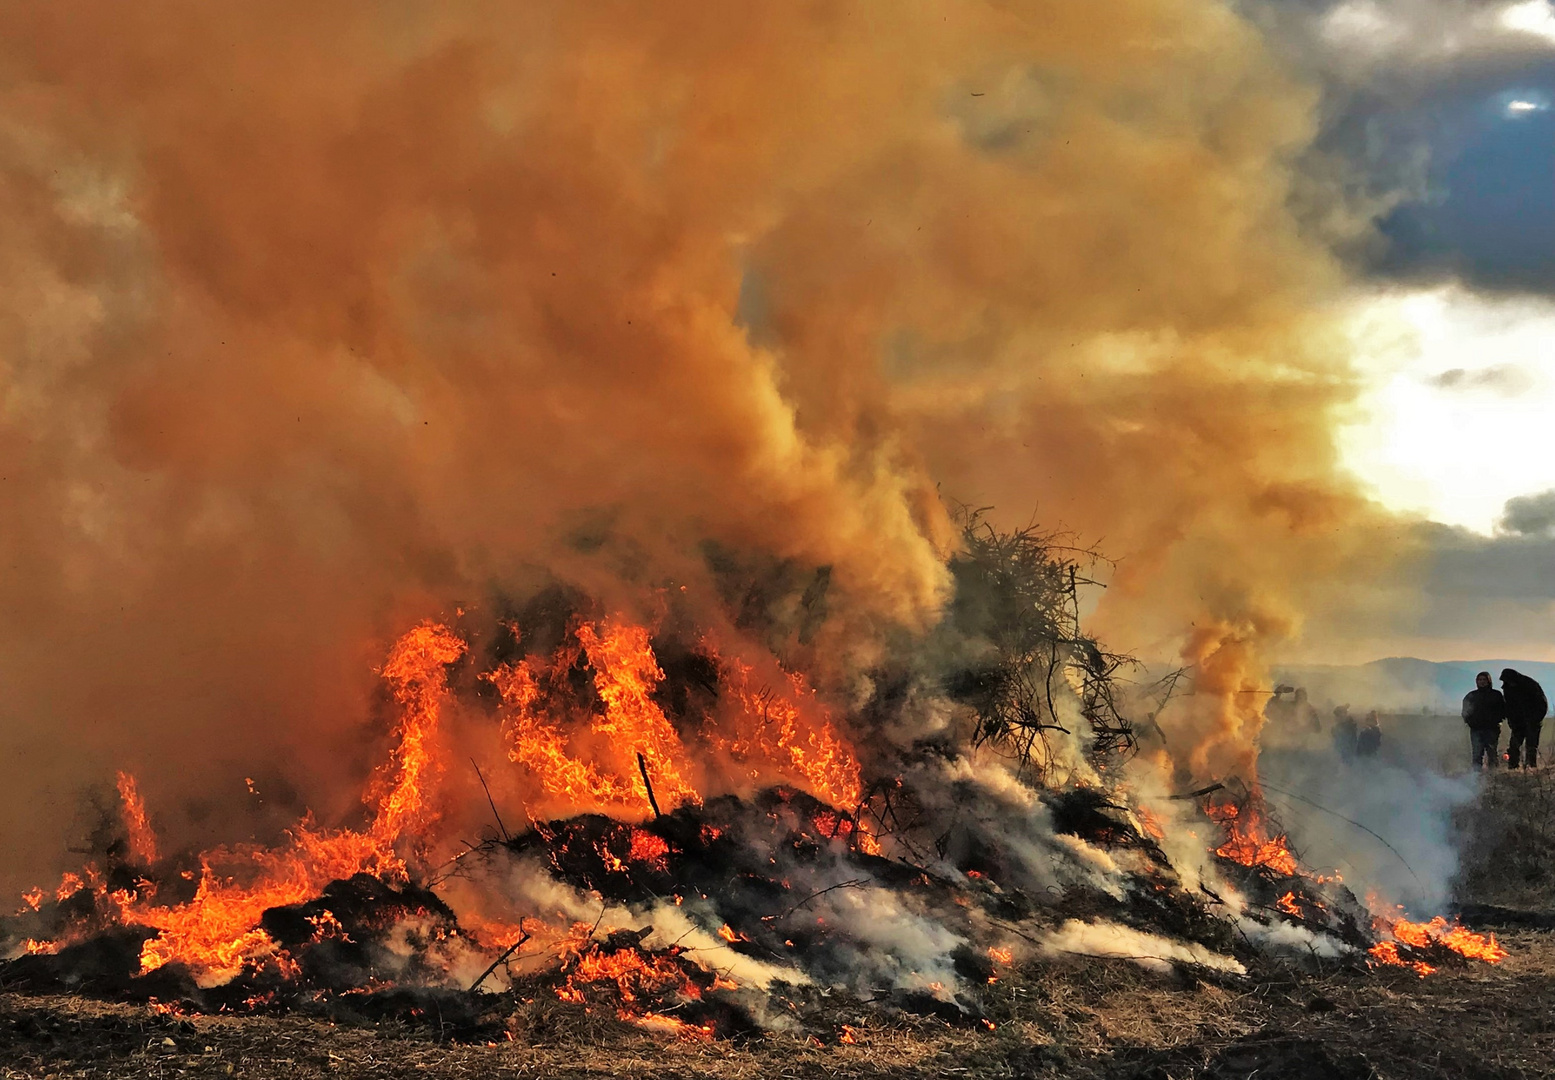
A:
[636,751,663,819]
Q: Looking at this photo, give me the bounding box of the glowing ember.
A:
[627,1013,716,1040]
[627,829,671,871]
[1275,891,1302,917]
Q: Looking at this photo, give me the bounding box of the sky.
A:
[1251,0,1555,658]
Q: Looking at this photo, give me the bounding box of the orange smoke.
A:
[0,0,1403,901]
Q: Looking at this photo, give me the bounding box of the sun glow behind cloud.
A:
[1340,288,1555,534]
[1502,0,1555,44]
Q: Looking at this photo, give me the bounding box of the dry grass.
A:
[1453,766,1555,911]
[5,936,1555,1080]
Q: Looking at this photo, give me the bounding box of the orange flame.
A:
[554,922,704,1019]
[576,619,699,811]
[1367,940,1435,977]
[1369,913,1506,971]
[1205,800,1299,877]
[44,623,469,986]
[134,823,402,985]
[493,616,866,820]
[368,622,467,843]
[116,772,159,866]
[717,657,863,810]
[21,614,875,994]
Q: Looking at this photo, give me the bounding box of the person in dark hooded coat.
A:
[1501,668,1549,769]
[1463,671,1507,770]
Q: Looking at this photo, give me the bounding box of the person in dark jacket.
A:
[1501,668,1549,769]
[1463,671,1508,770]
[1356,711,1382,757]
[1332,705,1358,759]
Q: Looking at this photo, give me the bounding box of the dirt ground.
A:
[4,770,1554,1080]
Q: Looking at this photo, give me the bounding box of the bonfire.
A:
[0,518,1505,1042]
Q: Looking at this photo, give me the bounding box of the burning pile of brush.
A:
[0,521,1506,1040]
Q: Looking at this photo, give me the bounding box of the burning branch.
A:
[637,752,663,820]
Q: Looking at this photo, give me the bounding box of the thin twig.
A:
[761,879,865,922]
[1257,777,1426,895]
[468,931,531,993]
[471,758,510,843]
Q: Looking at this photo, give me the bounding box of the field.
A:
[4,769,1554,1080]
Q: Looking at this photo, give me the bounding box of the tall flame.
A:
[575,619,699,811]
[124,622,465,985]
[115,771,158,866]
[368,622,468,843]
[492,617,864,818]
[24,615,872,987]
[718,657,862,811]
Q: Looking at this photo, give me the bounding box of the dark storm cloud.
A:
[1406,509,1555,650]
[1251,0,1555,295]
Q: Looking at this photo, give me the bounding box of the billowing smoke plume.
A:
[0,1,1395,893]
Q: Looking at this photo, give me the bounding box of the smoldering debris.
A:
[0,519,1508,1043]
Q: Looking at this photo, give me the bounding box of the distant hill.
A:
[1272,658,1555,713]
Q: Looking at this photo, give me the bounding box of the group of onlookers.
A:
[1330,705,1382,760]
[1263,687,1381,758]
[1268,670,1552,771]
[1462,668,1549,770]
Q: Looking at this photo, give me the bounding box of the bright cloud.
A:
[1502,0,1555,44]
[1339,287,1555,533]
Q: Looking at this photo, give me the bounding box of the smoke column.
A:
[0,1,1395,892]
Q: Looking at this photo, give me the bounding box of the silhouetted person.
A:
[1293,688,1320,733]
[1332,705,1358,759]
[1264,685,1295,727]
[1501,668,1549,769]
[1463,671,1507,770]
[1356,711,1382,757]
